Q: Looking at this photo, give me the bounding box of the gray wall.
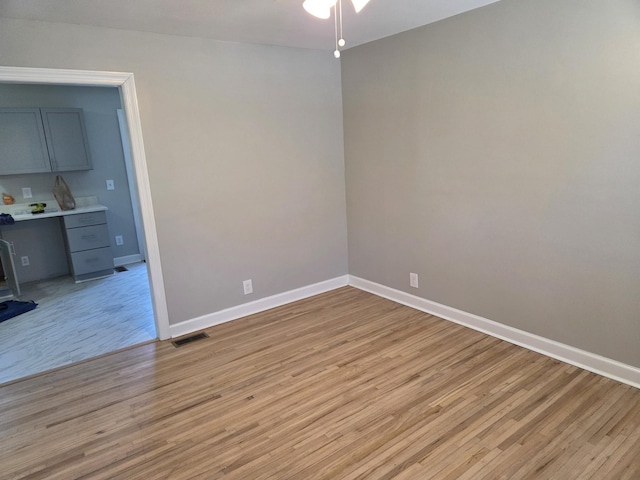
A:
[343,0,640,366]
[0,17,348,325]
[0,84,140,282]
[4,1,637,369]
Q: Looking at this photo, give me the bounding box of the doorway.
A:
[0,66,170,379]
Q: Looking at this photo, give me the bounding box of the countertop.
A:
[1,196,107,222]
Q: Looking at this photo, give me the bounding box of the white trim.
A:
[113,254,144,267]
[0,66,129,86]
[0,66,170,340]
[119,74,170,340]
[348,275,640,390]
[116,109,147,261]
[170,275,349,338]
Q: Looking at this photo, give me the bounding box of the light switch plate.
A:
[106,179,115,191]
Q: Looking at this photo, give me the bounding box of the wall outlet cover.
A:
[410,272,419,288]
[106,179,115,190]
[21,256,29,266]
[243,279,253,295]
[115,235,124,246]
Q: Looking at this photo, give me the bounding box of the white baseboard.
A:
[169,275,350,338]
[349,275,640,390]
[114,254,144,267]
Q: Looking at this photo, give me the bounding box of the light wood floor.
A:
[2,287,639,479]
[0,262,155,384]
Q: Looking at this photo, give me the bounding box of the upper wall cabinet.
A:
[0,108,49,174]
[0,107,93,175]
[41,108,93,172]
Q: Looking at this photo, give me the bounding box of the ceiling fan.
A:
[302,0,372,57]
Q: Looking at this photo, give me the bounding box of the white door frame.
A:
[116,108,147,264]
[0,66,170,340]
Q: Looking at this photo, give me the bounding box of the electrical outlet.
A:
[22,187,32,199]
[106,179,115,190]
[115,235,124,246]
[409,272,419,288]
[243,279,253,295]
[21,256,30,267]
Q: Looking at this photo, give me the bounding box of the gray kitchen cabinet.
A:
[41,108,93,172]
[0,107,92,175]
[0,239,20,299]
[62,211,114,282]
[0,108,51,174]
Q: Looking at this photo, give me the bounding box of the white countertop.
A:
[0,196,107,222]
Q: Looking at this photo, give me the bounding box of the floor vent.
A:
[172,332,209,347]
[114,266,128,273]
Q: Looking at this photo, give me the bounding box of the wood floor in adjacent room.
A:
[2,287,640,479]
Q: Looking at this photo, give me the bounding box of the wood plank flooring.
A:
[1,286,640,479]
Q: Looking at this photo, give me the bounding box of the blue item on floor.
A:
[0,300,37,323]
[0,213,15,225]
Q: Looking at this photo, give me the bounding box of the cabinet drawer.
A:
[64,211,107,229]
[66,224,110,252]
[70,247,113,276]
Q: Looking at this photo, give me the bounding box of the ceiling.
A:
[0,0,500,52]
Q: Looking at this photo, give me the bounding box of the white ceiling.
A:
[0,0,500,52]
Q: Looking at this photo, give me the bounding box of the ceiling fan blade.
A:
[303,0,337,19]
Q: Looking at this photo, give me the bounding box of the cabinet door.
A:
[0,108,51,174]
[0,239,20,298]
[41,108,93,172]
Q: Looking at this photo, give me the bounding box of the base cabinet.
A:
[62,211,113,282]
[0,239,20,299]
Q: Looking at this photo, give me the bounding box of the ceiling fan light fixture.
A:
[350,0,371,13]
[303,0,337,19]
[303,0,371,58]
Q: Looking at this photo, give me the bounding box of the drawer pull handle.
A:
[78,216,99,224]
